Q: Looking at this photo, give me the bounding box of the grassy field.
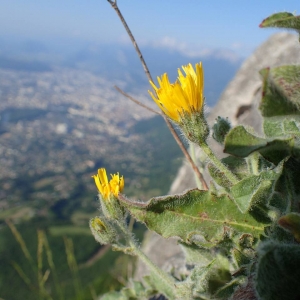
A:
[0,205,146,300]
[0,205,35,222]
[0,220,132,299]
[0,114,182,299]
[49,225,92,236]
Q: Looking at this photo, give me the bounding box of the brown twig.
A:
[107,0,208,190]
[107,0,153,82]
[164,121,208,190]
[114,86,160,115]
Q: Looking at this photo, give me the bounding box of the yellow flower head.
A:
[92,168,124,200]
[148,62,204,122]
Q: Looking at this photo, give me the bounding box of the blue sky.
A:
[0,0,299,58]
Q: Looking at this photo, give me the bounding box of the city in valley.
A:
[0,66,182,219]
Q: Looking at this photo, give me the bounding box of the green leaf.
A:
[221,156,249,179]
[224,125,267,157]
[259,12,300,38]
[232,248,253,268]
[187,262,216,299]
[231,160,285,214]
[280,157,300,199]
[212,278,243,300]
[270,157,300,213]
[207,256,232,297]
[100,291,125,300]
[263,115,300,138]
[246,152,275,175]
[100,279,157,300]
[259,138,300,164]
[268,192,287,212]
[224,125,300,164]
[180,242,214,265]
[180,230,237,265]
[260,66,300,117]
[119,190,265,246]
[144,273,174,299]
[256,241,300,300]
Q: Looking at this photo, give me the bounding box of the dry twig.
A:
[107,0,208,190]
[114,86,160,115]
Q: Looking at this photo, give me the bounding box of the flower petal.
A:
[149,62,204,122]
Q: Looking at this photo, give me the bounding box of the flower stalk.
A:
[91,167,177,298]
[149,62,238,186]
[117,221,177,298]
[199,141,238,185]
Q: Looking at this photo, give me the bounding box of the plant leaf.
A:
[260,66,300,117]
[256,241,300,300]
[224,125,300,164]
[231,160,285,214]
[221,156,249,179]
[263,115,300,138]
[119,190,265,245]
[259,12,300,38]
[180,242,214,265]
[224,125,267,157]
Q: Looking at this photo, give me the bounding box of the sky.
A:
[0,0,299,59]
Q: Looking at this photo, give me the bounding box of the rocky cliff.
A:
[135,32,300,280]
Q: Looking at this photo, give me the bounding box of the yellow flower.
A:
[92,168,124,200]
[148,62,204,122]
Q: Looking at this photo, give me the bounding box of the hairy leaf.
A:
[259,12,300,39]
[224,125,300,163]
[119,190,265,245]
[224,125,267,157]
[231,160,284,214]
[264,115,300,138]
[260,66,300,117]
[221,156,249,179]
[256,241,300,300]
[180,242,214,265]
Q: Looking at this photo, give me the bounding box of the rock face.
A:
[135,32,300,280]
[170,32,300,194]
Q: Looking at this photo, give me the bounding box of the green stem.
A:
[131,241,175,286]
[117,222,176,297]
[190,143,202,189]
[199,141,239,185]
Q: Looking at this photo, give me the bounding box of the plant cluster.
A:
[90,12,300,300]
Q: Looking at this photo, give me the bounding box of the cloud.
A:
[116,49,128,66]
[231,42,244,50]
[117,34,243,63]
[145,36,242,63]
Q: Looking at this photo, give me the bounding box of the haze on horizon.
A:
[0,0,299,61]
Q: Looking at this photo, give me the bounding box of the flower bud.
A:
[92,168,126,220]
[89,217,117,245]
[180,110,210,144]
[212,117,231,144]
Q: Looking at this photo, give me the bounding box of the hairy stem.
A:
[190,143,204,189]
[117,221,176,298]
[200,142,239,185]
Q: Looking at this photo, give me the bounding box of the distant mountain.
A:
[65,43,242,106]
[0,36,243,300]
[0,37,242,106]
[0,36,244,210]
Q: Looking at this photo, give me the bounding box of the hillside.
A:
[0,40,241,299]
